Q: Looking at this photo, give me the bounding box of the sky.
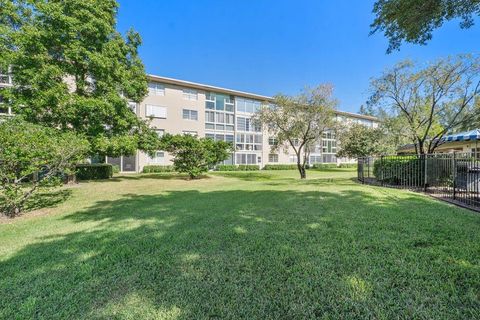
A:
[116,0,480,113]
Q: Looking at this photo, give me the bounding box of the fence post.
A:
[380,155,384,186]
[424,154,428,192]
[452,152,456,200]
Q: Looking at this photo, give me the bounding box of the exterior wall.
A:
[105,75,380,173]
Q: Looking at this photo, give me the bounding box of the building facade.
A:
[107,75,379,173]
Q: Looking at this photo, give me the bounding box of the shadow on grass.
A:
[1,189,480,319]
[84,173,212,183]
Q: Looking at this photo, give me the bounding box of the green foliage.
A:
[310,163,338,169]
[75,164,113,181]
[0,118,89,216]
[216,165,238,171]
[0,0,158,156]
[337,123,392,158]
[369,56,480,154]
[338,163,357,169]
[237,165,260,171]
[263,164,299,170]
[373,156,424,186]
[254,85,337,179]
[371,0,480,53]
[142,165,174,173]
[112,165,120,174]
[160,134,231,179]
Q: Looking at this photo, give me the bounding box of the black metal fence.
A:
[358,154,480,211]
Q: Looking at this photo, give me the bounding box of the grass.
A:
[1,168,480,319]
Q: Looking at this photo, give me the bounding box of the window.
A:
[149,151,165,164]
[235,133,262,151]
[236,97,262,114]
[472,148,480,160]
[183,131,198,136]
[146,105,167,118]
[236,117,246,131]
[148,82,165,96]
[205,92,215,101]
[309,155,322,164]
[183,89,198,101]
[236,153,257,164]
[289,155,298,163]
[268,137,278,146]
[155,129,165,137]
[268,154,279,163]
[182,109,198,120]
[0,95,10,114]
[205,111,215,122]
[0,67,11,85]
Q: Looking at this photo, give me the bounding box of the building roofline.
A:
[146,74,379,122]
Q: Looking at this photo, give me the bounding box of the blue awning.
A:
[441,129,480,142]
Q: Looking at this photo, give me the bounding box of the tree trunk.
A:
[297,161,306,179]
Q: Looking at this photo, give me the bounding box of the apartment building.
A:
[107,75,379,172]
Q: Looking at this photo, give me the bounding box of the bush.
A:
[338,163,357,168]
[263,164,299,170]
[76,164,113,180]
[112,165,120,174]
[310,163,338,169]
[142,165,175,173]
[216,165,238,171]
[237,165,260,171]
[373,156,423,186]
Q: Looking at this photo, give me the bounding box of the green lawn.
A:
[1,169,480,319]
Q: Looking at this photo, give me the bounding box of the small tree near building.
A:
[337,123,393,158]
[0,118,89,217]
[254,85,337,179]
[160,134,231,179]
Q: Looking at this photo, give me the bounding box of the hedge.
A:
[75,164,113,180]
[216,165,260,171]
[338,163,357,168]
[142,165,174,173]
[310,163,338,169]
[263,164,298,170]
[373,156,423,187]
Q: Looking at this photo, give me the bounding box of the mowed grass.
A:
[1,169,480,319]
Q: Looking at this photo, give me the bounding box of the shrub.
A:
[263,164,299,170]
[216,165,238,171]
[311,163,338,169]
[237,165,260,171]
[142,165,174,173]
[338,163,357,169]
[373,156,423,186]
[75,164,113,180]
[112,165,120,174]
[0,118,89,216]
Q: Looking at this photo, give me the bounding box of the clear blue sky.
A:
[116,0,480,113]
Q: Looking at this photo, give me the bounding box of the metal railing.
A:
[358,153,480,211]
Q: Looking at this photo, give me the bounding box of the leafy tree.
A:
[254,85,337,179]
[0,0,157,156]
[0,118,89,217]
[160,134,231,179]
[371,0,480,53]
[369,56,480,154]
[337,123,393,158]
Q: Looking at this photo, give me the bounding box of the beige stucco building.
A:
[105,75,379,172]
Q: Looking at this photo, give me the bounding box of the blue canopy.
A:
[441,129,480,142]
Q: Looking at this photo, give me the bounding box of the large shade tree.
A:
[254,85,337,179]
[369,55,480,155]
[0,0,158,156]
[371,0,480,53]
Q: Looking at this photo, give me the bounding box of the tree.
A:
[371,0,480,53]
[254,85,337,179]
[0,0,157,156]
[160,134,231,179]
[369,56,480,154]
[0,118,89,217]
[337,123,393,158]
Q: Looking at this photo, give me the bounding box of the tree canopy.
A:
[371,0,480,53]
[369,55,480,154]
[337,123,393,158]
[254,85,337,179]
[0,0,157,156]
[0,118,89,216]
[160,134,231,179]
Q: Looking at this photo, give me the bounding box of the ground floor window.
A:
[289,155,298,163]
[309,155,322,164]
[106,155,137,172]
[268,154,278,163]
[322,154,336,163]
[236,153,257,164]
[148,151,165,164]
